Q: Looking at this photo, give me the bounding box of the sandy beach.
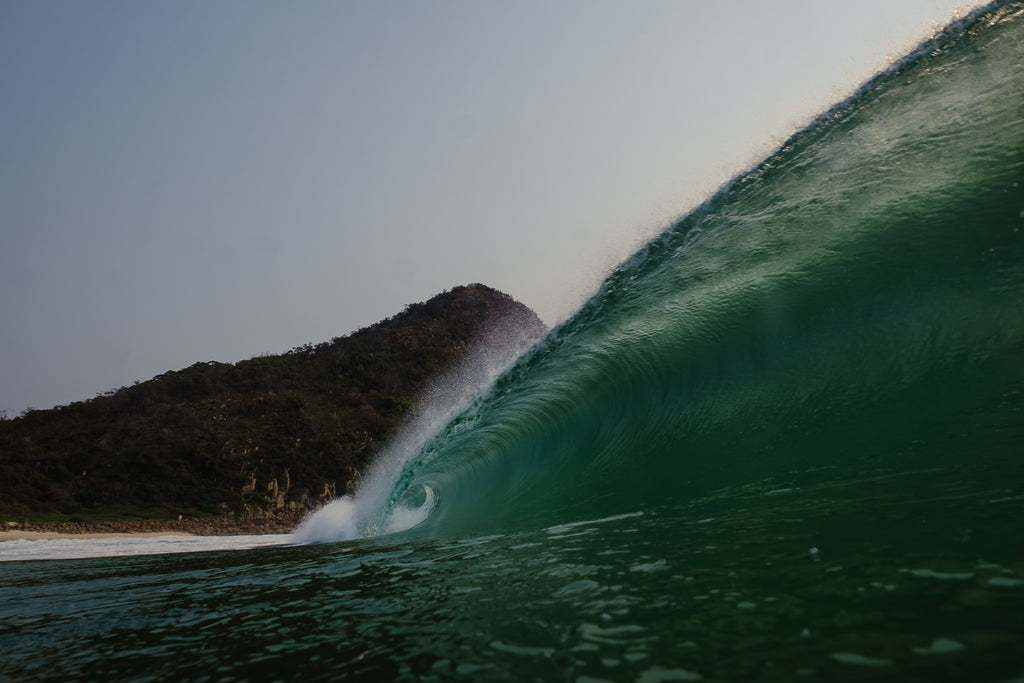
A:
[0,530,196,541]
[2,516,299,540]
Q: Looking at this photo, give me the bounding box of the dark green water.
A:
[3,3,1024,681]
[4,488,1024,682]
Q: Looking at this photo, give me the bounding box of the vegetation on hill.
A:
[0,284,546,524]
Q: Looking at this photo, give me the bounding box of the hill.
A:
[0,284,546,526]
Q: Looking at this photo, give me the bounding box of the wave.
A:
[301,1,1024,541]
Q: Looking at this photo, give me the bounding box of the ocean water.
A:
[3,2,1024,681]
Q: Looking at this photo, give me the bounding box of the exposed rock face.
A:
[0,284,546,524]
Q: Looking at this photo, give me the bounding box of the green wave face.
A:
[390,2,1024,538]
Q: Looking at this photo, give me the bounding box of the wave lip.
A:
[291,305,542,544]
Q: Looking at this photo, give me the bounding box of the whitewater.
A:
[3,2,1024,681]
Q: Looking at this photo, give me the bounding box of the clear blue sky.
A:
[1,1,981,415]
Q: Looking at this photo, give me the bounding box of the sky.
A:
[1,0,984,416]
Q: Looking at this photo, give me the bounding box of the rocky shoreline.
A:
[4,514,303,537]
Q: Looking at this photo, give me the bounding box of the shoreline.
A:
[0,530,200,541]
[2,517,300,541]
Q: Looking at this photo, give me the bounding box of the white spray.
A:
[290,314,543,544]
